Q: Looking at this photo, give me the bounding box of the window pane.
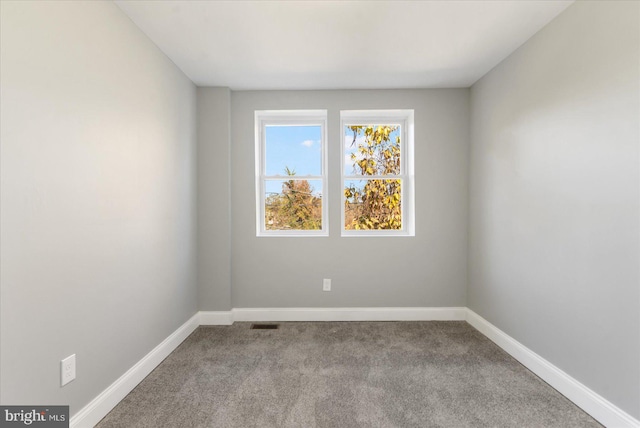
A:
[344,125,401,176]
[266,125,321,176]
[344,179,402,230]
[265,179,322,230]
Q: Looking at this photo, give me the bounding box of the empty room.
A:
[1,0,638,427]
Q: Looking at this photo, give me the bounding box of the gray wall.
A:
[229,90,469,308]
[197,88,232,311]
[468,0,639,418]
[0,1,198,416]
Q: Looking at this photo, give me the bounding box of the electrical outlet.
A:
[61,354,76,386]
[323,278,331,292]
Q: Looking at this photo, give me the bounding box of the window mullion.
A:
[264,176,323,180]
[343,175,402,180]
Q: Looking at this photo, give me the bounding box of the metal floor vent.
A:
[250,323,279,330]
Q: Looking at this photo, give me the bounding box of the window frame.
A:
[340,110,415,237]
[255,110,329,237]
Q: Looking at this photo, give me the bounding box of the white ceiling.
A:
[115,0,573,90]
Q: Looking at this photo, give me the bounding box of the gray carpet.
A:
[96,322,601,428]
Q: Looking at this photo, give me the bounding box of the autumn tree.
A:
[265,167,322,230]
[344,125,402,230]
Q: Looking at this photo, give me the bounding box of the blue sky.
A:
[266,125,321,176]
[265,125,322,196]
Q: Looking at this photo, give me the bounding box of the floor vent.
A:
[250,324,279,330]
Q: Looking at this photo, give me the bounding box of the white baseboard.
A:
[465,309,640,428]
[199,310,233,325]
[69,314,200,428]
[199,307,467,323]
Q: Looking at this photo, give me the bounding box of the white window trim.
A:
[340,110,415,237]
[255,110,329,237]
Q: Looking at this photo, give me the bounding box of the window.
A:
[341,110,414,236]
[255,110,328,236]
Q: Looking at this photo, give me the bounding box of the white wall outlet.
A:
[61,354,76,386]
[323,278,331,292]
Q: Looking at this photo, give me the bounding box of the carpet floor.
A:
[96,322,601,428]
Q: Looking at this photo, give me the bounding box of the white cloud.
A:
[344,134,366,148]
[344,150,365,173]
[301,139,314,148]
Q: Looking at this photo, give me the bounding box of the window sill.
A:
[341,231,414,237]
[257,231,329,238]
